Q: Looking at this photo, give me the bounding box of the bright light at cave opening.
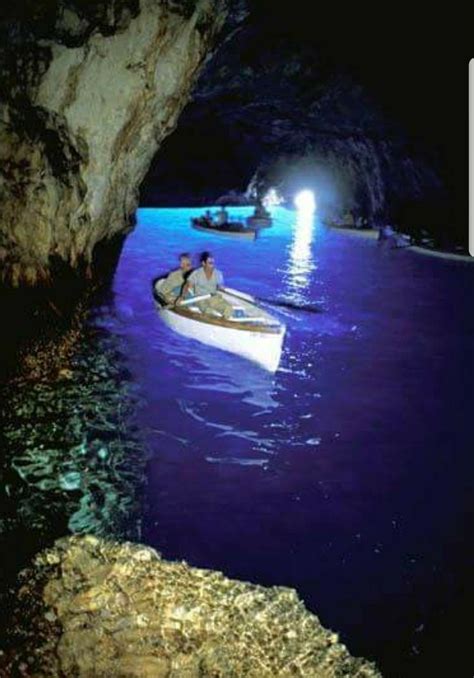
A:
[294,190,316,213]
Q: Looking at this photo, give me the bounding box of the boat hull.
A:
[191,219,257,239]
[158,306,285,371]
[246,216,272,228]
[153,282,285,372]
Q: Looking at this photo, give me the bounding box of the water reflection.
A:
[184,354,280,412]
[285,209,316,300]
[0,327,146,545]
[138,336,282,469]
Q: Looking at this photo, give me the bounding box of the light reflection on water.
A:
[1,206,473,676]
[286,208,316,295]
[0,326,147,564]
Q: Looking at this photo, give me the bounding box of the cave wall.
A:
[0,0,228,285]
[141,12,449,236]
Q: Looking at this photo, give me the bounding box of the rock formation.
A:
[0,535,382,677]
[141,9,448,235]
[0,0,228,285]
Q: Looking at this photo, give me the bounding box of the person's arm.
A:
[216,270,224,291]
[176,272,195,304]
[176,281,191,304]
[159,271,175,296]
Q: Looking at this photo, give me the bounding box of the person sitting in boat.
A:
[160,252,193,304]
[204,209,213,225]
[177,251,234,319]
[253,199,269,218]
[342,209,355,227]
[215,207,229,226]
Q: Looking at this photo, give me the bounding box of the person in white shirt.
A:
[177,251,233,319]
[215,207,229,226]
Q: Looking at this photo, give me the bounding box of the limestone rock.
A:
[0,0,228,285]
[0,535,382,677]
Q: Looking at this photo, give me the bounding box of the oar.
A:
[166,294,211,309]
[259,297,324,314]
[222,288,323,314]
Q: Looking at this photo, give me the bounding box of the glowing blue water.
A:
[98,206,474,675]
[2,206,469,674]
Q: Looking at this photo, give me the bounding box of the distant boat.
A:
[324,218,372,231]
[191,217,257,239]
[153,280,285,372]
[246,215,272,228]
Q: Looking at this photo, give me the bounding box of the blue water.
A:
[98,207,473,676]
[3,206,473,675]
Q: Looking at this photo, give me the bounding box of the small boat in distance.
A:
[246,199,273,228]
[153,280,285,372]
[246,215,272,228]
[191,217,257,239]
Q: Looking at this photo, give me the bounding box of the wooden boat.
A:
[153,280,285,372]
[246,215,272,228]
[191,217,257,239]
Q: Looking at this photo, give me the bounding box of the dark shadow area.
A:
[0,233,126,382]
[141,2,468,246]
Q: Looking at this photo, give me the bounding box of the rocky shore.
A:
[0,535,382,677]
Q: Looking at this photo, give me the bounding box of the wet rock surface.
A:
[0,535,382,677]
[0,0,228,284]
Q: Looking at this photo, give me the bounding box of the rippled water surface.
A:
[1,207,473,676]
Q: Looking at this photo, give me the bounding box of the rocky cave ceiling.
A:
[141,1,467,237]
[0,1,468,286]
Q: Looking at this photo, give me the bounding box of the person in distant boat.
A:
[253,199,269,218]
[177,251,233,319]
[378,224,395,242]
[215,207,229,226]
[204,209,213,225]
[160,252,193,304]
[342,209,355,227]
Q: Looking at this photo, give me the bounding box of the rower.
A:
[159,253,193,304]
[177,251,234,319]
[215,207,229,226]
[253,199,268,218]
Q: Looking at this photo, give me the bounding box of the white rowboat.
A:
[153,280,285,372]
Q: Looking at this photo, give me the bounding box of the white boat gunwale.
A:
[171,304,282,334]
[154,289,282,335]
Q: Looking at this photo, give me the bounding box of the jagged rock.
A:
[0,0,229,285]
[0,535,383,677]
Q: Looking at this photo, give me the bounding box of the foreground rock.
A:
[0,0,228,285]
[0,535,382,677]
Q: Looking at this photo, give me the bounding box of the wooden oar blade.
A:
[258,297,324,314]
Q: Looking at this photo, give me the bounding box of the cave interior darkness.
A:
[141,2,468,247]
